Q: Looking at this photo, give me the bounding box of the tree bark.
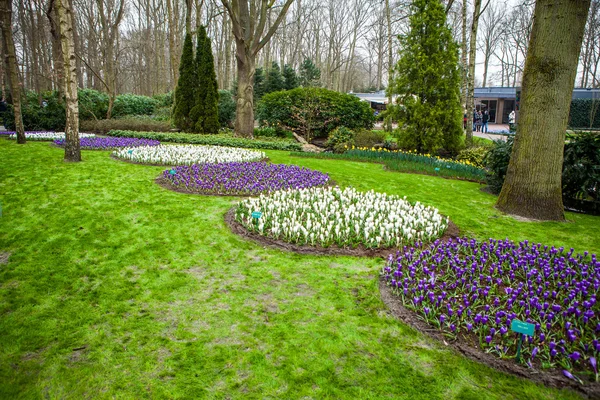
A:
[384,0,393,132]
[465,0,482,147]
[221,0,296,137]
[496,0,590,221]
[0,0,24,144]
[55,0,80,162]
[461,0,467,128]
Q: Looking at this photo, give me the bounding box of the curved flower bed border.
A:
[53,137,160,150]
[379,280,600,398]
[225,207,459,258]
[110,153,269,167]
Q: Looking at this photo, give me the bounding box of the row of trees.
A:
[253,58,321,102]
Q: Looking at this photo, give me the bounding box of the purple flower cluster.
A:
[53,137,160,149]
[162,162,330,195]
[382,237,600,377]
[0,131,15,136]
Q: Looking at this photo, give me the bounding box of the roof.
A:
[474,87,516,99]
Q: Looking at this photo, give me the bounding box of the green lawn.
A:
[1,139,598,399]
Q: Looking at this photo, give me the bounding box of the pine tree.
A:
[299,58,321,87]
[189,25,219,134]
[389,0,462,154]
[283,64,299,90]
[253,68,266,102]
[173,33,197,132]
[264,62,285,94]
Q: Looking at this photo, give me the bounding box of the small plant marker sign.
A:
[252,211,262,229]
[511,319,535,363]
[169,169,177,176]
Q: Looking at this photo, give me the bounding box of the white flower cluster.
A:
[236,186,448,249]
[9,132,96,141]
[112,144,266,165]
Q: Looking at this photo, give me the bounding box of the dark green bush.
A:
[483,137,514,194]
[218,90,236,128]
[568,99,600,129]
[1,90,66,130]
[563,132,600,200]
[484,133,599,203]
[326,126,355,151]
[112,94,159,117]
[106,130,302,151]
[254,127,278,137]
[81,117,172,133]
[354,130,387,149]
[153,92,173,108]
[256,87,374,141]
[78,89,109,120]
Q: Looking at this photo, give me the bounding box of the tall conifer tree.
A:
[265,62,284,93]
[190,26,219,134]
[283,64,299,90]
[173,33,196,132]
[389,0,462,154]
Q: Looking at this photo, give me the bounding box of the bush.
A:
[153,92,173,108]
[354,130,387,149]
[483,137,514,194]
[326,126,355,151]
[457,146,490,168]
[106,130,303,151]
[254,127,278,137]
[256,87,374,141]
[485,133,599,203]
[563,132,600,200]
[218,90,236,128]
[112,94,159,118]
[78,89,109,120]
[1,90,66,131]
[81,117,172,133]
[568,99,600,129]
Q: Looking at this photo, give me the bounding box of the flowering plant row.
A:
[162,162,329,195]
[54,137,160,150]
[8,132,96,140]
[113,144,266,165]
[382,238,600,380]
[236,186,448,249]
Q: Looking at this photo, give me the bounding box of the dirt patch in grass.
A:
[379,278,600,399]
[0,252,10,265]
[225,207,460,259]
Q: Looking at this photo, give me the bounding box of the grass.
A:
[1,139,599,399]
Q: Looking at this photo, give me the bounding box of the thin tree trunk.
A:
[235,50,256,137]
[461,0,467,127]
[496,0,590,221]
[385,0,392,132]
[47,1,64,99]
[466,0,482,147]
[56,0,80,162]
[0,0,25,143]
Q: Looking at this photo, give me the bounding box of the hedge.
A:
[568,99,600,129]
[106,130,303,151]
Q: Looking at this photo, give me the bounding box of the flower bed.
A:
[106,129,303,151]
[235,187,448,249]
[291,148,486,182]
[382,238,600,381]
[53,137,160,150]
[160,162,329,195]
[112,144,266,165]
[0,131,14,136]
[8,132,96,140]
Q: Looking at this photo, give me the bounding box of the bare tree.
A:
[0,0,25,143]
[220,0,295,137]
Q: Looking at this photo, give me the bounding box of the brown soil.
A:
[224,207,460,258]
[156,176,337,198]
[379,279,600,398]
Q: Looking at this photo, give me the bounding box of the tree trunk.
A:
[56,0,80,162]
[235,50,255,137]
[461,0,468,130]
[384,0,393,132]
[496,0,590,221]
[0,0,24,144]
[466,0,482,147]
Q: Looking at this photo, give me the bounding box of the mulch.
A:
[224,207,460,258]
[378,278,600,398]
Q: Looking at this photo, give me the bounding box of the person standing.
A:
[482,110,489,133]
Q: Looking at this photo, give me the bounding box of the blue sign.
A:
[511,320,535,336]
[251,211,262,219]
[169,169,177,175]
[128,149,134,154]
